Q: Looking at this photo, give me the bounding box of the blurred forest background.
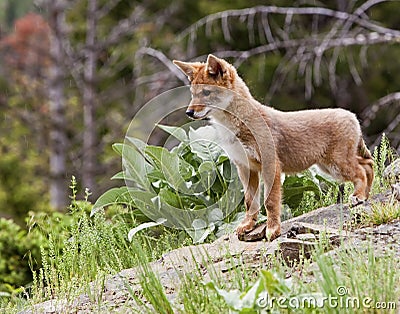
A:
[0,0,399,224]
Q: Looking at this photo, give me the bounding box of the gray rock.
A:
[239,223,266,241]
[383,158,400,181]
[295,233,316,241]
[278,238,317,263]
[392,183,400,200]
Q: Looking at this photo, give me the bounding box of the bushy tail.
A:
[357,137,373,164]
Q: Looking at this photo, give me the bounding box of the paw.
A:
[236,218,256,236]
[350,195,365,207]
[265,227,281,241]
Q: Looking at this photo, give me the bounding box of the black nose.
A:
[186,109,195,117]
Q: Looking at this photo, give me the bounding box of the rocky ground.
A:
[23,159,400,313]
[25,185,400,313]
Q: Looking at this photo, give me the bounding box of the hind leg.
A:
[357,157,374,198]
[338,160,369,206]
[322,157,368,206]
[349,167,368,206]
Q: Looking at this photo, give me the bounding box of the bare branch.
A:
[265,53,296,101]
[328,47,340,93]
[312,17,344,86]
[179,2,400,95]
[347,51,362,86]
[247,11,256,45]
[362,92,400,128]
[355,0,391,16]
[221,13,232,42]
[178,6,400,41]
[229,32,398,68]
[372,113,400,149]
[261,13,276,45]
[135,47,188,84]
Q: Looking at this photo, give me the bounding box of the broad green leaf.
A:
[240,278,263,310]
[191,219,215,243]
[126,137,147,152]
[114,143,152,190]
[192,218,207,230]
[193,225,214,243]
[145,146,189,192]
[180,195,207,208]
[110,171,143,182]
[157,124,188,143]
[129,189,158,210]
[283,175,321,209]
[208,208,224,223]
[147,169,166,182]
[91,187,132,216]
[145,145,170,169]
[260,269,290,295]
[205,282,244,311]
[217,154,230,164]
[179,159,195,180]
[112,142,124,156]
[221,159,236,182]
[189,126,222,161]
[192,161,217,192]
[128,218,167,241]
[159,187,182,208]
[111,171,125,180]
[198,161,215,173]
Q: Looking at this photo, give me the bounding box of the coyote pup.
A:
[174,54,373,241]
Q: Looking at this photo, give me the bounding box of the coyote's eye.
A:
[202,89,211,96]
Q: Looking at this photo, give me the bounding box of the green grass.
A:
[3,238,399,313]
[356,197,400,227]
[128,242,174,314]
[372,134,397,195]
[306,245,399,314]
[0,179,193,312]
[129,241,399,313]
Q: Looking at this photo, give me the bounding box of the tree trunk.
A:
[82,0,98,196]
[47,1,68,210]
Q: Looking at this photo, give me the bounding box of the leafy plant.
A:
[282,168,341,217]
[93,125,244,243]
[0,218,41,294]
[206,269,291,313]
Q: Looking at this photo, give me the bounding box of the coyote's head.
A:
[173,54,239,120]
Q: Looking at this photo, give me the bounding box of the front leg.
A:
[263,163,282,241]
[236,166,260,237]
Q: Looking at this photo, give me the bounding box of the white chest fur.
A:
[211,122,253,168]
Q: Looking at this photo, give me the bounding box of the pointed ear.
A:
[206,54,225,77]
[173,60,195,81]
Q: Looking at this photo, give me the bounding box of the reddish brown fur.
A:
[174,55,374,240]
